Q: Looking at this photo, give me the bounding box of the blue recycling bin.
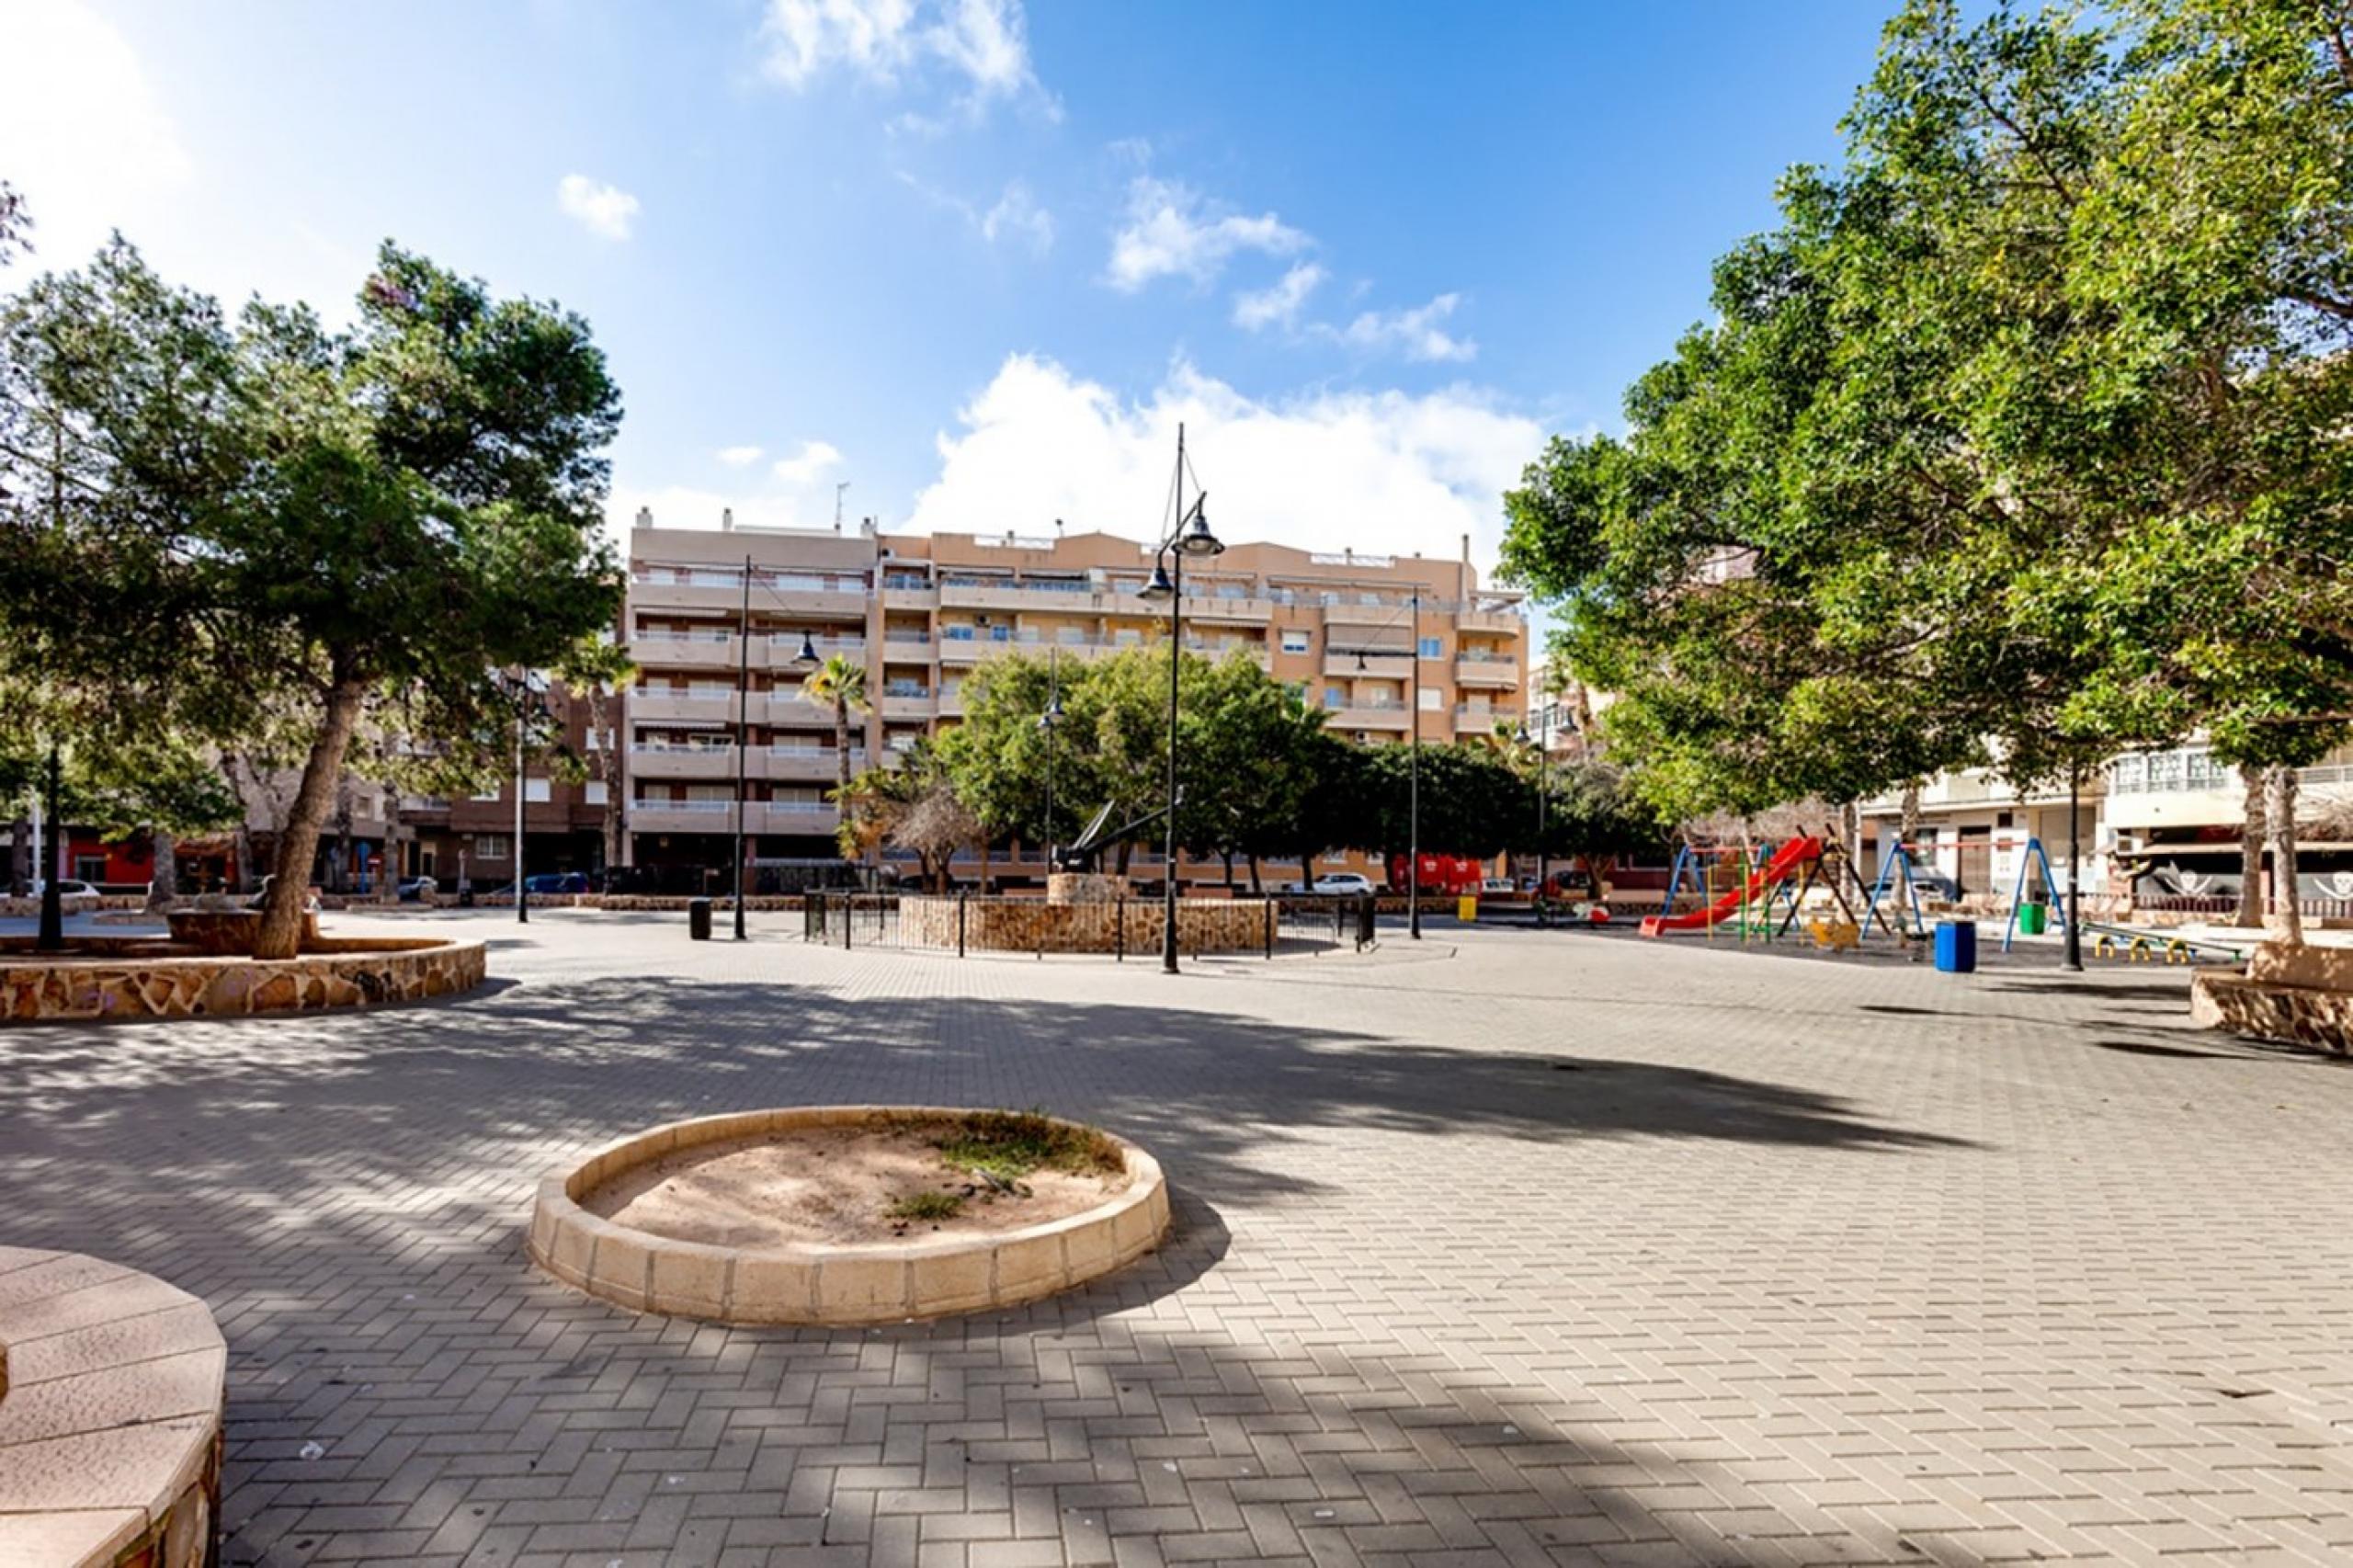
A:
[1933,919,1977,974]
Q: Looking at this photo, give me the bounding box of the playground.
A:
[1628,830,2258,971]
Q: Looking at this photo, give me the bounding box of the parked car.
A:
[1480,877,1517,895]
[1309,872,1378,895]
[511,871,590,895]
[396,875,438,902]
[22,878,97,899]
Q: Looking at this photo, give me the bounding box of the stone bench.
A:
[0,1247,225,1565]
[2191,940,2353,1055]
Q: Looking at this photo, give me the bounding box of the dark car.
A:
[524,871,591,895]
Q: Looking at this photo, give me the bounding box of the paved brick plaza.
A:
[6,913,2352,1567]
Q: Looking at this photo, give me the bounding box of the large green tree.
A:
[1506,0,2353,941]
[1,239,623,957]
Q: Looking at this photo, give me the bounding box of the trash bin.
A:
[1457,894,1478,922]
[1933,919,1977,973]
[688,897,712,941]
[2018,902,2048,936]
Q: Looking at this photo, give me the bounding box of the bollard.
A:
[688,897,711,941]
[1265,899,1275,960]
[1357,891,1377,950]
[1115,897,1125,961]
[956,891,967,958]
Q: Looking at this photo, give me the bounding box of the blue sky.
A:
[5,0,1895,570]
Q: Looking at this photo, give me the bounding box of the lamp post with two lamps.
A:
[1514,720,1549,923]
[1134,423,1223,974]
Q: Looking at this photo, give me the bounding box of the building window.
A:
[1280,629,1311,653]
[523,778,551,803]
[1419,635,1442,658]
[1324,687,1345,708]
[584,781,608,805]
[472,835,509,860]
[75,855,108,882]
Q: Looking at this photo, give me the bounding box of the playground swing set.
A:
[1641,828,2247,963]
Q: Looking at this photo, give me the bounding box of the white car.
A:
[22,879,97,898]
[1310,873,1378,895]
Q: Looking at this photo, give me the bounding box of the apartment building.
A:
[394,687,608,890]
[620,508,1529,885]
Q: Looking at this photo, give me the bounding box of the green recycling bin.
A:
[2018,902,2048,936]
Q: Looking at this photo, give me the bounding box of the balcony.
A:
[1319,598,1414,629]
[767,746,864,782]
[626,798,736,835]
[628,689,736,725]
[938,686,966,718]
[1453,705,1506,733]
[880,689,935,721]
[761,633,866,670]
[630,744,735,780]
[763,690,838,728]
[1454,655,1520,688]
[1457,608,1523,635]
[881,575,938,610]
[631,630,737,669]
[1326,652,1413,680]
[1327,704,1413,732]
[1185,593,1277,624]
[756,801,840,835]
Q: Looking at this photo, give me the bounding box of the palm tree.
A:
[800,653,873,805]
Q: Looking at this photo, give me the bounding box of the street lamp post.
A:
[1516,722,1549,923]
[1135,422,1222,974]
[1407,588,1422,941]
[1040,648,1063,869]
[732,553,754,940]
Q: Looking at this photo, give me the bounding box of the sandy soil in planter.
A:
[580,1116,1136,1247]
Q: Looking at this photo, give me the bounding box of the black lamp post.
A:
[1135,421,1222,974]
[1407,587,1422,940]
[1040,648,1063,870]
[509,668,549,926]
[1516,722,1549,923]
[730,554,756,940]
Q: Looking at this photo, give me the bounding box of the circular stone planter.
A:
[529,1108,1171,1324]
[0,1247,226,1566]
[0,935,485,1023]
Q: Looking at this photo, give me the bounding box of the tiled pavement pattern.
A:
[6,912,2353,1568]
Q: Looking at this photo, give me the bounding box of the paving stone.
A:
[6,910,2352,1565]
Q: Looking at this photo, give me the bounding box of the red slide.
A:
[1640,836,1822,937]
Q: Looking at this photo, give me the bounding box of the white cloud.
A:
[556,175,640,240]
[0,0,193,266]
[717,445,766,467]
[758,0,1051,121]
[772,439,845,483]
[1233,262,1327,332]
[980,180,1054,255]
[1316,292,1477,363]
[904,354,1541,571]
[1106,177,1311,293]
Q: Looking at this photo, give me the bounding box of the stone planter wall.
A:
[0,936,486,1023]
[2190,940,2353,1056]
[0,1247,226,1566]
[899,894,1274,955]
[530,1107,1169,1325]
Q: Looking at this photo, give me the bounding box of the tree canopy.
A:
[1502,0,2353,856]
[1,237,624,955]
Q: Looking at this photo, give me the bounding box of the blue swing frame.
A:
[1997,835,2069,952]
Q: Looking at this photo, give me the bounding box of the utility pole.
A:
[1162,426,1186,974]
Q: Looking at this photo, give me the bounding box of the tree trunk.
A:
[1838,800,1861,885]
[1898,783,1921,847]
[232,824,256,892]
[1222,848,1234,890]
[257,677,367,960]
[1247,852,1261,895]
[592,688,626,875]
[2233,765,2266,927]
[1302,846,1315,891]
[2265,764,2303,945]
[979,834,991,894]
[147,830,177,909]
[8,816,26,896]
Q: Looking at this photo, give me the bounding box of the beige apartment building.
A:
[621,509,1529,887]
